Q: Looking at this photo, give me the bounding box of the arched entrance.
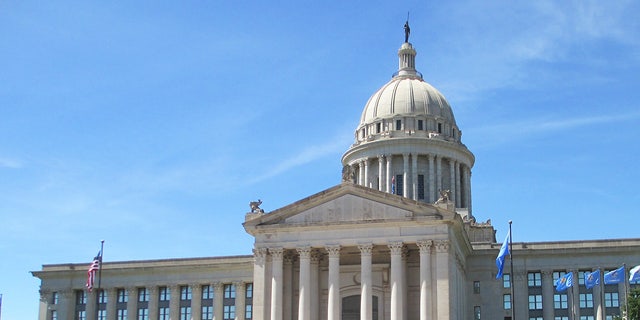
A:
[341,295,379,320]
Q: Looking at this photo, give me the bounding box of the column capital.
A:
[387,241,404,255]
[358,243,373,256]
[310,249,322,264]
[284,252,295,264]
[233,281,246,289]
[416,240,434,253]
[434,240,450,252]
[212,282,223,290]
[378,155,385,161]
[325,245,341,257]
[402,152,409,158]
[148,286,159,295]
[297,246,312,258]
[253,247,268,264]
[270,247,284,259]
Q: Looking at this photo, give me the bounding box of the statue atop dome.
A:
[404,20,410,43]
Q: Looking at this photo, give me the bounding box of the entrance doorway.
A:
[341,295,379,320]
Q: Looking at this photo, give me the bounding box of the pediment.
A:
[244,183,451,232]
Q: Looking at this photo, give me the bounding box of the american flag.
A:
[86,251,101,292]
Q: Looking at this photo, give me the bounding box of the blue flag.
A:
[585,270,600,289]
[630,265,640,283]
[495,229,510,279]
[604,266,625,284]
[555,272,573,292]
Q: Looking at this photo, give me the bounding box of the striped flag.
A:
[86,251,102,292]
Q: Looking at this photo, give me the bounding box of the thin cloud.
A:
[467,111,640,148]
[0,157,23,169]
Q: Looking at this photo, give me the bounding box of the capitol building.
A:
[33,26,640,320]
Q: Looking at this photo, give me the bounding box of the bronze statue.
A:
[404,21,410,43]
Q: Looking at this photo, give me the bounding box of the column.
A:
[149,287,159,320]
[283,254,294,320]
[389,242,404,320]
[326,246,341,320]
[235,281,246,320]
[191,283,203,320]
[455,162,461,208]
[53,290,72,320]
[436,156,442,194]
[428,155,435,203]
[449,159,456,205]
[417,240,433,320]
[402,153,409,197]
[358,161,364,186]
[214,282,224,320]
[542,270,554,320]
[252,248,268,320]
[363,158,370,188]
[465,166,472,212]
[411,153,418,200]
[434,240,449,320]
[270,248,284,320]
[311,251,320,320]
[170,285,180,320]
[358,244,373,320]
[386,155,393,193]
[106,288,117,320]
[126,287,137,320]
[297,247,312,320]
[513,272,528,320]
[86,291,97,320]
[378,156,385,191]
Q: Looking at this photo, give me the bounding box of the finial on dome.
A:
[404,13,410,43]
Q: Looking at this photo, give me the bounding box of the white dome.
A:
[360,76,456,128]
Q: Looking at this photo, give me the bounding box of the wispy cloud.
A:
[0,157,22,169]
[245,132,352,186]
[467,111,640,148]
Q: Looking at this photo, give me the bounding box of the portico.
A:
[243,183,466,320]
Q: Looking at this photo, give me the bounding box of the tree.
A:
[613,287,640,320]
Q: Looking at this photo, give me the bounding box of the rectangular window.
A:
[605,292,619,307]
[223,305,235,320]
[77,310,86,320]
[202,285,213,300]
[418,174,425,200]
[202,306,213,320]
[437,123,442,133]
[528,294,543,310]
[529,318,543,320]
[579,317,594,320]
[376,122,381,133]
[554,294,568,309]
[245,283,253,299]
[418,119,424,130]
[76,290,87,305]
[138,288,149,302]
[224,284,236,299]
[181,286,192,301]
[117,289,128,303]
[528,272,542,287]
[97,309,106,320]
[245,305,253,320]
[159,307,170,320]
[579,293,593,308]
[395,120,402,130]
[98,290,107,304]
[473,306,481,320]
[503,274,511,288]
[473,281,480,294]
[395,174,404,196]
[51,310,58,320]
[160,287,171,301]
[52,292,59,304]
[554,317,569,320]
[503,294,511,310]
[180,306,192,320]
[578,271,586,285]
[116,309,127,320]
[137,308,149,320]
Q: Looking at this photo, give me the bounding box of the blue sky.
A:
[1,1,639,318]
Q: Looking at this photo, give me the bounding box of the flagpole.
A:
[600,267,606,320]
[508,220,515,320]
[95,240,104,320]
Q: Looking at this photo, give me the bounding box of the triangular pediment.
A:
[244,183,453,233]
